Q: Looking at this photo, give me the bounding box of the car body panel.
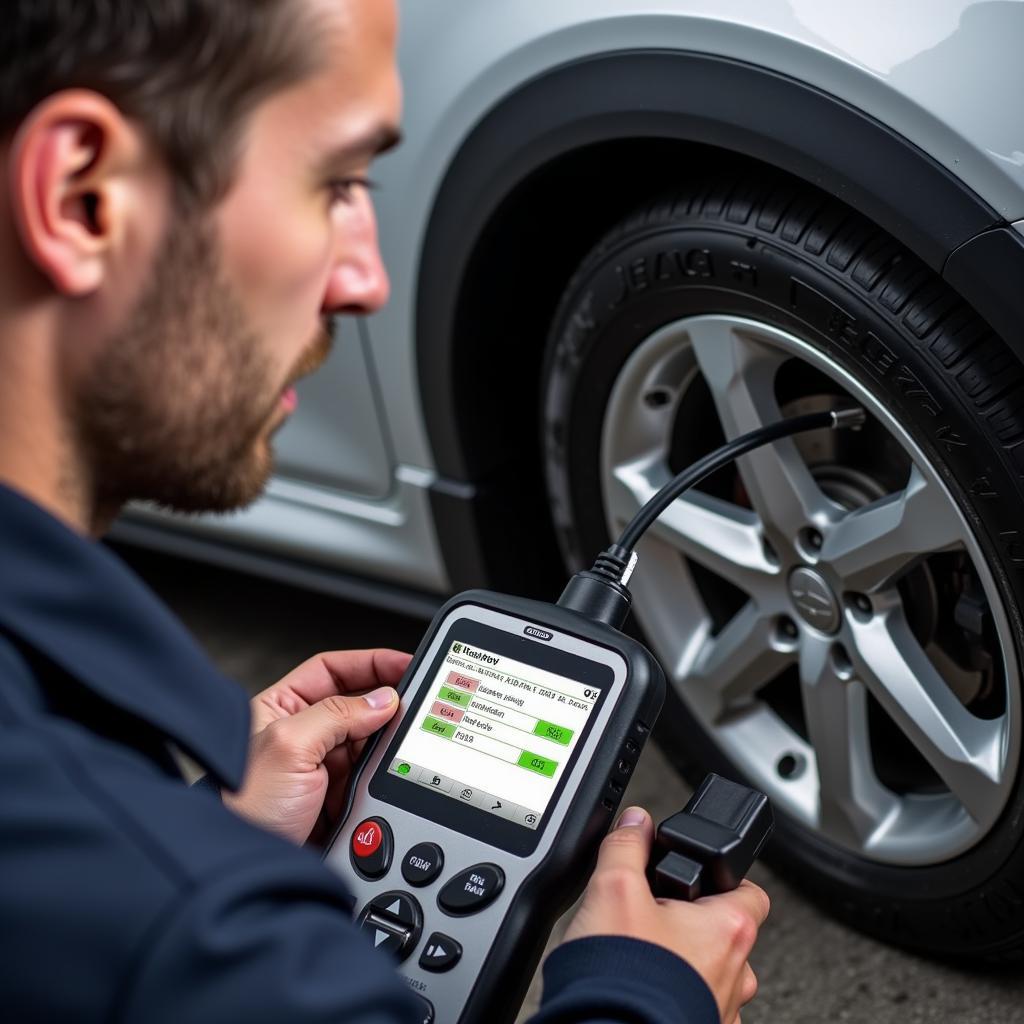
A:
[274,324,393,498]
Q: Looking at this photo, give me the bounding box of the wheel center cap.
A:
[788,567,841,634]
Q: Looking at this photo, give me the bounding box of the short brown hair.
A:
[1,0,322,206]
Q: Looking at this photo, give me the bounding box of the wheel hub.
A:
[788,567,840,634]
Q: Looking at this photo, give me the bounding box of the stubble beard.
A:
[78,214,332,518]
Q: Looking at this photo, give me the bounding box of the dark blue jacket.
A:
[0,483,718,1023]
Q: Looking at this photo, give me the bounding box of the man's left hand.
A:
[224,649,411,845]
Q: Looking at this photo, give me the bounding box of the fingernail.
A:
[364,687,397,710]
[616,806,646,829]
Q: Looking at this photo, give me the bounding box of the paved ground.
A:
[122,546,1024,1023]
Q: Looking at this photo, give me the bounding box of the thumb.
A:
[263,687,399,769]
[592,806,655,879]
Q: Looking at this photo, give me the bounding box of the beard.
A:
[78,214,332,515]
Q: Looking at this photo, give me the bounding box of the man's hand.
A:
[563,806,769,1024]
[224,649,411,845]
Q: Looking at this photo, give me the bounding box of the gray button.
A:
[418,769,453,793]
[514,806,541,829]
[479,791,518,821]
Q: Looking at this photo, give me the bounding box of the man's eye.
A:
[329,177,377,205]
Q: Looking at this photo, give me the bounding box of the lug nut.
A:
[777,616,799,641]
[643,388,672,409]
[831,642,854,680]
[802,527,823,552]
[776,753,805,780]
[851,593,872,615]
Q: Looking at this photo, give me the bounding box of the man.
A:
[0,1,768,1021]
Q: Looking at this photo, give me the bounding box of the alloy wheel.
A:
[600,314,1021,865]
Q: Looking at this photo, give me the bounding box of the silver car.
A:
[119,0,1024,961]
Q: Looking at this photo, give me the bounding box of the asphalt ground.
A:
[121,546,1024,1023]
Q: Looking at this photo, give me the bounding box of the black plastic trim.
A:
[109,519,443,620]
[416,49,1001,488]
[943,225,1024,359]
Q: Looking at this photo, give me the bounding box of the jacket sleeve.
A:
[527,936,720,1024]
[115,851,423,1024]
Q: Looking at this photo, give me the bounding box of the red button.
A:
[353,819,384,857]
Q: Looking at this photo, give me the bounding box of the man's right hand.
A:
[562,806,770,1024]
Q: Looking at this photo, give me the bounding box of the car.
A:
[116,0,1024,962]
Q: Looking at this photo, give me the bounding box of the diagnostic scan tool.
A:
[324,408,864,1023]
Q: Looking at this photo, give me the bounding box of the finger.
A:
[261,689,399,768]
[591,807,655,881]
[322,648,413,694]
[321,745,359,820]
[696,879,771,928]
[740,963,758,1005]
[262,649,413,711]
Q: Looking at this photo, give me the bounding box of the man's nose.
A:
[323,242,390,315]
[323,194,391,316]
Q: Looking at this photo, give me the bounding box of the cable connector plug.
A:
[556,544,635,629]
[830,405,867,430]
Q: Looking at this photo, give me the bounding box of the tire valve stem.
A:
[830,407,867,430]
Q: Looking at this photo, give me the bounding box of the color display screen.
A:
[385,639,602,829]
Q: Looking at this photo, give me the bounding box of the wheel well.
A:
[443,140,779,595]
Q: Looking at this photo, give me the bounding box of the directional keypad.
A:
[356,890,423,962]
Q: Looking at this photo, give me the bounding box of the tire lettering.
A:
[892,366,942,417]
[729,259,758,286]
[609,249,715,309]
[936,424,967,453]
[627,257,649,293]
[564,292,596,354]
[970,476,998,499]
[860,332,899,376]
[788,279,857,344]
[999,530,1024,564]
[682,248,714,278]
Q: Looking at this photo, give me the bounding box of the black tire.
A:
[541,169,1024,962]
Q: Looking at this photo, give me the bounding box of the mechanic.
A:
[0,2,768,1022]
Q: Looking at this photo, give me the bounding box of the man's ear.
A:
[8,90,156,297]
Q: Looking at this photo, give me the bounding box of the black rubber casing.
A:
[326,589,666,1023]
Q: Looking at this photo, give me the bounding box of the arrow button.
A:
[355,890,423,963]
[418,931,463,972]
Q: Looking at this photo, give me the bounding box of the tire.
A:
[541,169,1024,961]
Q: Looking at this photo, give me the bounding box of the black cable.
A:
[615,408,864,553]
[556,407,865,628]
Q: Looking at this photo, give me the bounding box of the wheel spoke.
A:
[685,602,794,721]
[823,465,963,592]
[687,317,835,535]
[849,607,1006,824]
[609,460,777,590]
[799,637,898,848]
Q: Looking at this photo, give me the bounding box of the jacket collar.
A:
[0,483,249,789]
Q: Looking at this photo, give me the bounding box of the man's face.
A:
[81,0,401,514]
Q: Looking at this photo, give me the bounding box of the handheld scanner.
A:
[324,591,665,1024]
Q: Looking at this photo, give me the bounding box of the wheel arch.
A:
[415,49,1022,593]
